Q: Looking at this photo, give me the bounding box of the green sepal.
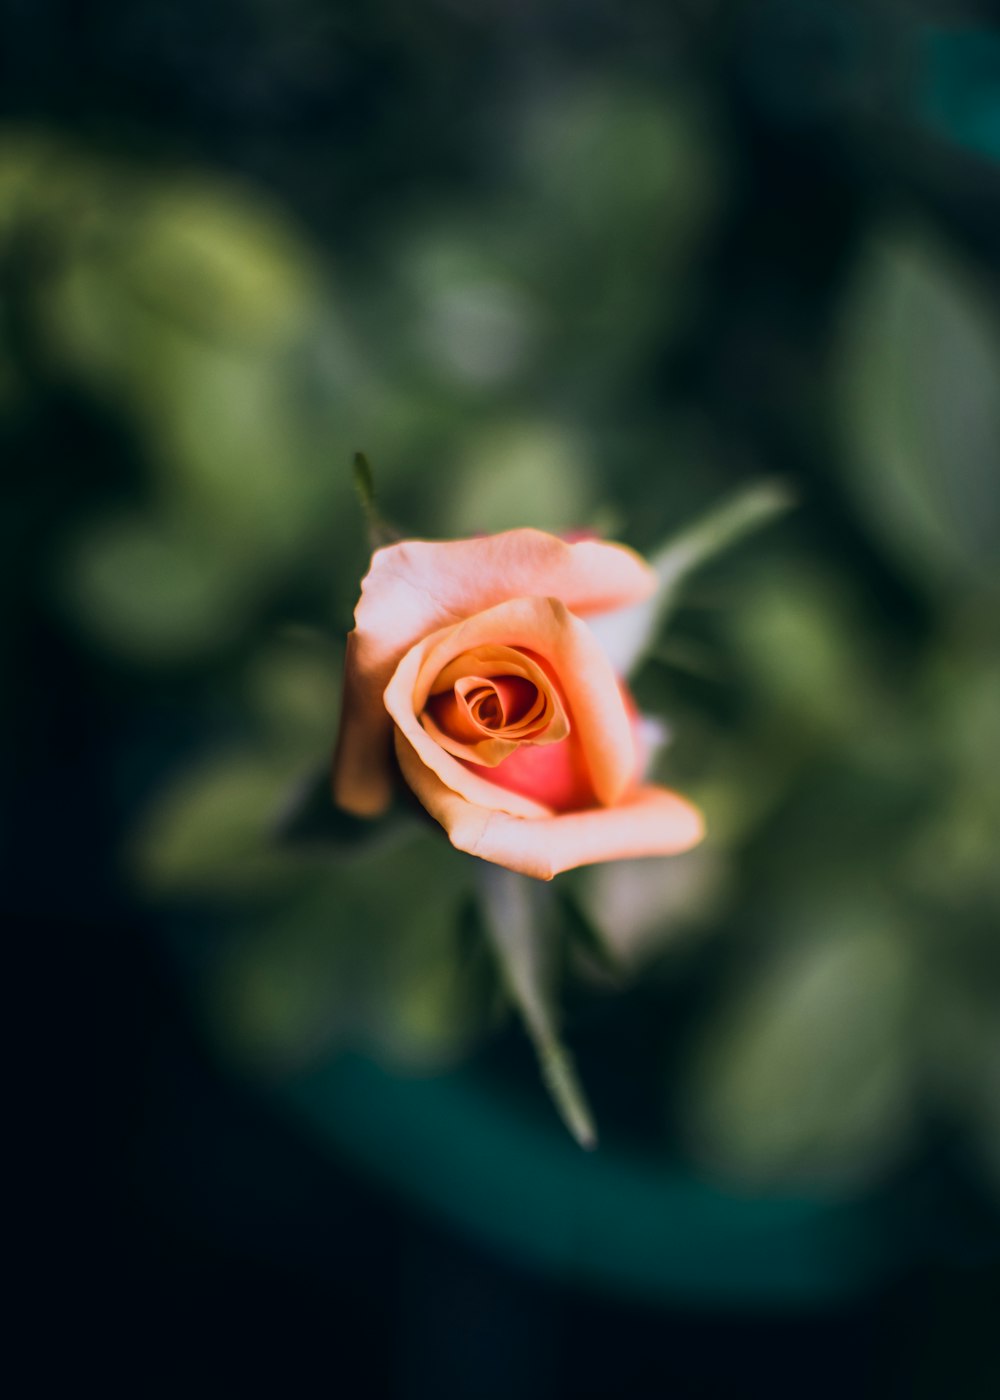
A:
[352,451,399,550]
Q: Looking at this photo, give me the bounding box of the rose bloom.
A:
[332,529,704,880]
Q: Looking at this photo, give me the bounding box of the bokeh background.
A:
[6,1,1000,1394]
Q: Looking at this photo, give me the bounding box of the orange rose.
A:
[332,528,704,880]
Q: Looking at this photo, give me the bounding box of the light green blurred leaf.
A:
[902,631,1000,916]
[837,231,1000,590]
[141,339,323,551]
[121,177,321,347]
[401,233,541,389]
[244,632,342,750]
[27,149,362,659]
[63,515,246,661]
[726,563,884,738]
[446,420,595,536]
[132,752,310,896]
[683,911,917,1189]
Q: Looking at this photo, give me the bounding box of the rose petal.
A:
[384,596,637,818]
[423,646,568,766]
[396,732,704,880]
[466,730,594,812]
[333,529,656,815]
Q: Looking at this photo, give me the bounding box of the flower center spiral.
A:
[420,645,569,767]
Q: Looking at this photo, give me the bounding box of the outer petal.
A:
[384,596,637,816]
[396,733,704,880]
[333,529,656,815]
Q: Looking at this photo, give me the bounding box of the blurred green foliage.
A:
[4,0,1000,1234]
[837,230,1000,590]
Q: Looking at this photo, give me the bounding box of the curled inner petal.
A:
[333,530,657,817]
[466,684,645,814]
[421,645,569,767]
[383,595,638,821]
[460,675,540,730]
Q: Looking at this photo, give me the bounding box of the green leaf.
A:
[133,754,418,898]
[682,909,916,1190]
[478,865,597,1149]
[132,752,306,897]
[588,479,796,677]
[206,834,489,1073]
[61,514,247,663]
[836,232,1000,591]
[445,421,594,536]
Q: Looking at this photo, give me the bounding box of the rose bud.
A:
[332,528,704,880]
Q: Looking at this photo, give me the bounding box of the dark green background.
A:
[5,2,999,1395]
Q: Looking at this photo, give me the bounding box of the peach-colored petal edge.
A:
[396,732,705,881]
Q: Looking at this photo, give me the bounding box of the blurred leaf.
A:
[479,865,597,1149]
[363,846,496,1066]
[726,563,885,740]
[274,764,419,854]
[133,752,315,897]
[683,911,917,1190]
[446,420,594,537]
[142,340,325,554]
[401,233,540,389]
[686,560,923,849]
[20,144,363,661]
[836,231,1000,591]
[588,479,795,676]
[244,632,342,751]
[128,179,321,346]
[62,514,245,662]
[209,834,487,1072]
[901,635,1000,938]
